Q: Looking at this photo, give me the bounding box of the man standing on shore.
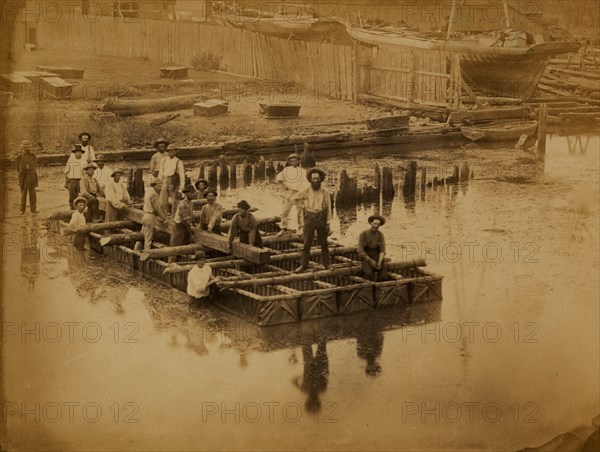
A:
[104,170,131,222]
[275,153,308,235]
[150,138,169,177]
[292,168,332,272]
[65,144,85,209]
[16,140,38,214]
[78,132,96,163]
[158,144,185,217]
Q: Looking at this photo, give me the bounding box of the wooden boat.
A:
[259,102,301,118]
[461,120,538,142]
[48,201,443,326]
[344,21,581,100]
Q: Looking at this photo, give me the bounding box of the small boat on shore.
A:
[461,120,538,142]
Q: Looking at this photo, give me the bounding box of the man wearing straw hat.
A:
[16,140,38,214]
[68,197,88,251]
[79,162,104,223]
[64,144,86,209]
[150,137,169,177]
[78,132,96,164]
[292,167,332,272]
[104,170,132,223]
[158,143,186,217]
[358,214,389,281]
[275,153,308,235]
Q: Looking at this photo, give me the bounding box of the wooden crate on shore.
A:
[1,73,33,100]
[193,99,229,117]
[35,65,84,79]
[15,71,59,84]
[160,66,189,79]
[41,77,73,99]
[259,102,301,118]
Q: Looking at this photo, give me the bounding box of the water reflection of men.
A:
[69,197,88,251]
[357,215,390,281]
[20,223,40,289]
[292,341,329,413]
[356,326,384,378]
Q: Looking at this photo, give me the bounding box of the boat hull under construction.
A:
[345,23,581,99]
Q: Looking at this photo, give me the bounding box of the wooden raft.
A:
[47,205,443,326]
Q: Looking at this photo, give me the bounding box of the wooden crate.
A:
[35,66,84,79]
[15,71,59,83]
[282,280,338,321]
[375,277,410,309]
[1,73,33,100]
[259,102,301,118]
[193,99,228,117]
[160,66,189,79]
[41,77,73,99]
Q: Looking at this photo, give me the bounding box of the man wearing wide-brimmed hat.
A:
[16,140,38,214]
[68,197,88,250]
[78,132,96,163]
[275,153,308,235]
[358,214,389,281]
[93,154,113,191]
[79,163,104,222]
[104,170,131,223]
[227,200,263,250]
[158,143,186,218]
[194,178,209,199]
[170,184,196,256]
[150,137,169,177]
[136,177,167,253]
[291,167,332,272]
[64,144,86,209]
[199,188,223,235]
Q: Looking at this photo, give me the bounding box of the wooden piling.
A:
[219,157,229,188]
[266,161,275,181]
[374,164,381,192]
[208,162,218,187]
[383,166,396,199]
[229,162,237,189]
[451,165,460,184]
[460,163,470,182]
[301,142,316,168]
[257,158,266,182]
[336,170,358,206]
[197,164,204,180]
[537,103,548,157]
[243,161,253,186]
[276,162,284,173]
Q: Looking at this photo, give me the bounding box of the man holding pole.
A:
[292,168,332,273]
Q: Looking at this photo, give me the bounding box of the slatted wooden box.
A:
[259,102,301,118]
[193,99,228,117]
[160,66,189,80]
[322,275,376,314]
[41,77,73,99]
[1,73,33,100]
[374,276,411,309]
[282,280,338,321]
[36,65,84,79]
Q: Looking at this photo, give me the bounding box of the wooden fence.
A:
[27,16,456,106]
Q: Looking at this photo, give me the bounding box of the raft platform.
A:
[48,203,443,326]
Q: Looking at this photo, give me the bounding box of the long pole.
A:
[446,0,457,41]
[502,0,511,29]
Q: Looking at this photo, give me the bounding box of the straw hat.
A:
[73,196,87,209]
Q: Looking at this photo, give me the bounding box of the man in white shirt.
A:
[150,138,169,177]
[275,153,308,235]
[104,170,132,222]
[93,154,113,190]
[158,144,186,218]
[187,260,221,304]
[67,197,88,250]
[291,168,332,272]
[78,132,96,163]
[64,145,86,209]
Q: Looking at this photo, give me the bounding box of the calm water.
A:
[2,134,599,451]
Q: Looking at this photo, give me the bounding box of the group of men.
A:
[16,134,389,301]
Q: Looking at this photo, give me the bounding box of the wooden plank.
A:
[193,230,271,264]
[448,106,529,124]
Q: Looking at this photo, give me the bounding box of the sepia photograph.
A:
[0,1,598,450]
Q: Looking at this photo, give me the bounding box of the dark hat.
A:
[237,200,251,210]
[194,179,209,190]
[72,144,84,153]
[78,132,92,140]
[111,170,123,178]
[182,184,196,193]
[203,188,218,197]
[286,153,300,164]
[73,196,87,208]
[306,167,326,182]
[94,154,107,162]
[154,137,169,148]
[83,163,97,171]
[368,214,386,226]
